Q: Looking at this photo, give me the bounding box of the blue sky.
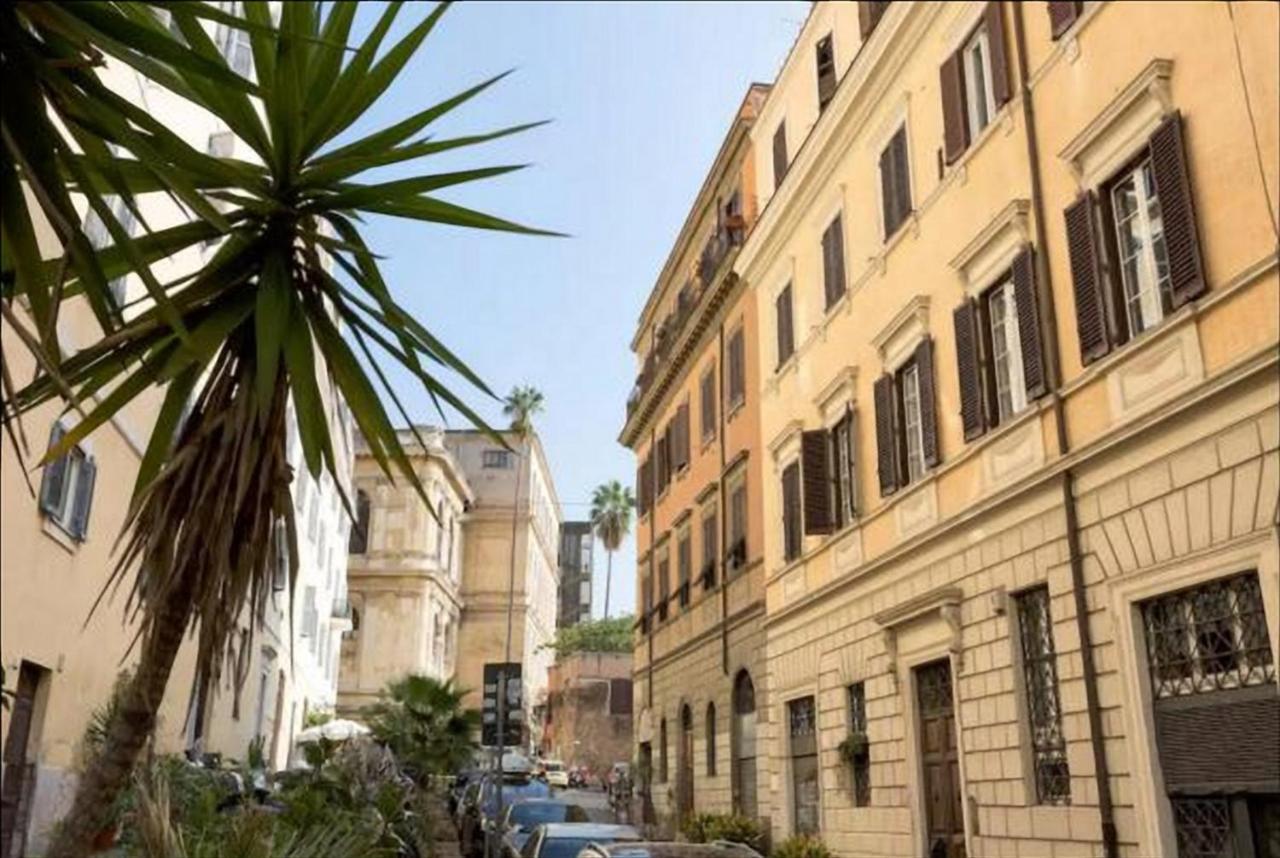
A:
[348,1,808,619]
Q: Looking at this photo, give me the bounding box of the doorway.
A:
[678,705,694,823]
[2,662,49,858]
[916,659,964,858]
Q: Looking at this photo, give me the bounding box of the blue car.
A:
[499,799,591,858]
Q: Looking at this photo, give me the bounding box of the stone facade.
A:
[732,2,1279,857]
[542,652,634,774]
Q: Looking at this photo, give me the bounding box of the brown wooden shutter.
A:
[637,463,646,515]
[859,1,888,40]
[816,34,836,112]
[679,403,691,467]
[986,2,1011,106]
[879,143,897,235]
[1148,112,1206,308]
[953,300,987,441]
[893,129,912,223]
[772,122,788,189]
[940,52,968,165]
[1047,1,1080,39]
[1011,247,1048,399]
[915,337,940,468]
[801,429,833,535]
[873,374,898,497]
[1064,192,1110,365]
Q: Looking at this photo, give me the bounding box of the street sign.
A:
[481,662,523,748]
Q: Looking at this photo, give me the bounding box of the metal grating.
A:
[916,660,953,716]
[1141,572,1275,699]
[1016,586,1071,804]
[848,683,871,807]
[1173,798,1234,858]
[788,696,816,738]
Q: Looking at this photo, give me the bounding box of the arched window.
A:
[732,671,758,817]
[706,702,717,776]
[349,489,370,554]
[678,704,694,820]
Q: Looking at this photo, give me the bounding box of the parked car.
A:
[457,779,486,845]
[465,769,553,858]
[518,823,641,858]
[498,799,590,858]
[576,841,762,858]
[451,770,484,816]
[542,759,570,788]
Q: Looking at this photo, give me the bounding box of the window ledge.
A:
[946,101,1018,187]
[699,433,716,456]
[41,516,80,555]
[725,397,746,424]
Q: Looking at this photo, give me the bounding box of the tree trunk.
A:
[47,576,193,858]
[603,550,613,619]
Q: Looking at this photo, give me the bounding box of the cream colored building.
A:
[338,428,469,714]
[445,430,562,752]
[733,2,1278,857]
[621,84,771,833]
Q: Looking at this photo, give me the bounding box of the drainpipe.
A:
[1011,5,1118,856]
[719,316,730,676]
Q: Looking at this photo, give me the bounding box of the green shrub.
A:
[681,812,763,849]
[771,835,831,858]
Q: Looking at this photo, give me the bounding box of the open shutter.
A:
[873,374,898,497]
[70,455,97,540]
[986,2,1011,106]
[953,301,987,441]
[859,1,888,40]
[879,143,897,235]
[38,423,68,516]
[1011,247,1048,399]
[1047,1,1081,39]
[637,463,647,515]
[940,52,968,165]
[772,122,788,189]
[1064,192,1111,365]
[1148,112,1206,308]
[679,403,691,468]
[801,430,833,535]
[893,130,912,224]
[915,337,940,468]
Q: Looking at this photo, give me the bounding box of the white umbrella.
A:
[295,718,371,744]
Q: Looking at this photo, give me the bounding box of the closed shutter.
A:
[1011,247,1048,399]
[70,455,97,540]
[1047,1,1081,39]
[801,429,833,535]
[873,374,898,497]
[815,35,836,112]
[953,301,987,441]
[879,142,897,236]
[1064,192,1111,365]
[986,2,1011,106]
[894,130,912,223]
[38,422,68,516]
[637,463,647,515]
[915,337,940,468]
[940,52,968,165]
[823,216,846,307]
[776,285,794,365]
[772,122,788,190]
[859,1,888,40]
[1148,112,1205,308]
[678,403,691,469]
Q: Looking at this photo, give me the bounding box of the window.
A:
[700,510,718,589]
[706,703,717,776]
[987,280,1028,421]
[1140,572,1275,699]
[942,6,1010,164]
[215,2,253,77]
[775,284,795,368]
[659,718,669,782]
[483,449,512,469]
[1048,1,1083,39]
[847,683,871,807]
[781,462,802,562]
[700,365,717,443]
[656,557,670,623]
[815,34,836,112]
[962,26,995,137]
[302,586,318,640]
[879,126,912,238]
[830,413,856,528]
[727,327,746,409]
[772,121,788,191]
[859,1,891,40]
[83,197,137,308]
[1065,113,1204,366]
[1015,586,1070,804]
[676,529,692,609]
[38,422,97,541]
[822,215,846,309]
[873,338,939,497]
[727,475,747,572]
[1109,156,1172,337]
[207,130,235,159]
[788,696,819,835]
[307,493,319,541]
[732,672,758,817]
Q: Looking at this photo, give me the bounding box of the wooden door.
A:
[916,660,964,858]
[1,663,44,858]
[678,707,694,822]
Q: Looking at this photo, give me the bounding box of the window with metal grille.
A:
[1172,798,1233,858]
[788,696,819,835]
[1016,586,1071,804]
[847,683,871,807]
[1140,572,1275,699]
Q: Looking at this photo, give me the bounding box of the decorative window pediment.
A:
[1059,58,1174,189]
[949,199,1031,297]
[872,295,931,371]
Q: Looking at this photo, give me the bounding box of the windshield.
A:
[539,838,593,858]
[484,779,551,814]
[510,804,587,827]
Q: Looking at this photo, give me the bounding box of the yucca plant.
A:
[3,3,550,854]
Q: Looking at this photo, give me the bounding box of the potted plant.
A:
[837,730,869,767]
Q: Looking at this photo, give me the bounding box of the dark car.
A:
[499,799,590,858]
[576,842,762,858]
[464,772,553,858]
[451,770,484,816]
[519,823,642,858]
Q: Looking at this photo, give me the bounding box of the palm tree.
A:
[590,480,635,619]
[365,674,480,783]
[3,5,551,854]
[503,385,544,438]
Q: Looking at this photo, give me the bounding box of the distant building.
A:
[541,652,633,776]
[558,522,595,627]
